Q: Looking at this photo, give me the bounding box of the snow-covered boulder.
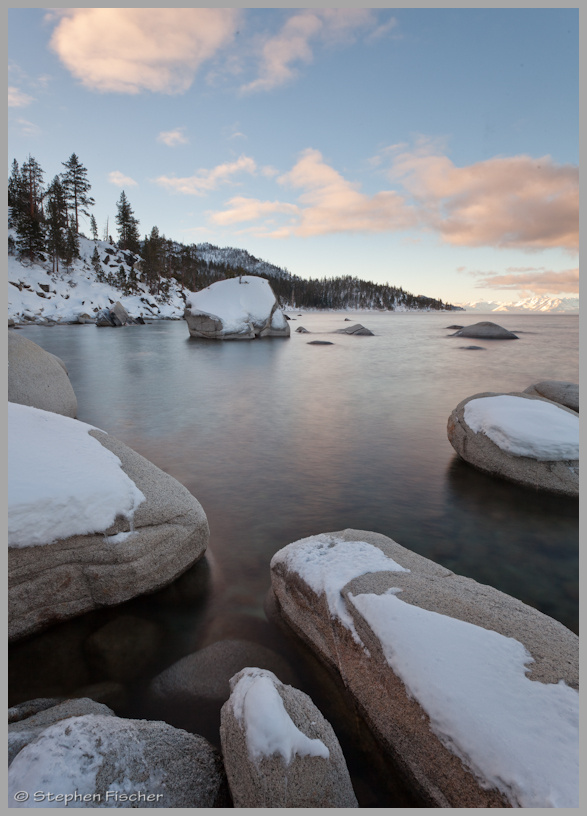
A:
[9,697,115,765]
[8,403,209,641]
[184,276,290,340]
[447,392,579,496]
[8,331,77,417]
[449,321,518,339]
[147,639,297,743]
[268,529,579,808]
[220,667,358,808]
[8,713,230,807]
[523,380,579,413]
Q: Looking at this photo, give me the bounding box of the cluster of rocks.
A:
[295,320,374,344]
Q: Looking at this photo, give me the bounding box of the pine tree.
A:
[90,214,99,241]
[61,153,95,233]
[45,176,68,274]
[115,191,140,253]
[91,245,105,282]
[63,216,80,269]
[14,155,46,262]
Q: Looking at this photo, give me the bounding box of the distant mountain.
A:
[455,296,579,314]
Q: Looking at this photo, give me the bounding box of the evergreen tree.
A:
[63,216,80,269]
[61,153,95,233]
[91,245,105,282]
[14,155,46,262]
[141,225,164,294]
[115,191,140,253]
[45,176,68,273]
[90,213,99,241]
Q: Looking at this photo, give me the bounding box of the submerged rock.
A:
[295,326,310,333]
[8,713,230,807]
[523,380,579,413]
[268,529,579,808]
[184,276,290,340]
[447,391,579,496]
[8,331,77,418]
[308,340,334,345]
[8,408,210,641]
[148,639,297,744]
[220,667,358,808]
[449,321,518,339]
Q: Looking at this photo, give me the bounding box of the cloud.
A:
[156,155,257,196]
[209,149,416,237]
[209,196,299,227]
[390,147,579,252]
[12,118,40,137]
[367,17,399,42]
[47,8,239,94]
[474,267,579,295]
[157,128,188,147]
[108,171,138,187]
[242,8,376,93]
[8,87,34,107]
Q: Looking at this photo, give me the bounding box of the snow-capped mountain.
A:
[455,296,579,314]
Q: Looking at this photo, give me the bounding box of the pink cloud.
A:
[209,197,299,228]
[48,9,239,94]
[475,267,579,295]
[242,9,376,93]
[391,149,578,252]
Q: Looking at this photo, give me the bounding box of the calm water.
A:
[16,312,579,635]
[11,313,579,804]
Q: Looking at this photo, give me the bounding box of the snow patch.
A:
[464,395,579,460]
[230,668,329,764]
[349,590,578,808]
[271,534,408,645]
[8,403,145,547]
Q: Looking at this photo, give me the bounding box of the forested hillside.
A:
[8,153,459,313]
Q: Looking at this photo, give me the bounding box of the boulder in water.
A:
[8,331,77,418]
[184,276,290,340]
[523,380,579,413]
[449,321,518,339]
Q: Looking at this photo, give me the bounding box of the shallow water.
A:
[10,313,579,804]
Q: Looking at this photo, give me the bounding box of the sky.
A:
[7,7,579,305]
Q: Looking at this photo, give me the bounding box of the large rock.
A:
[8,331,77,417]
[269,529,579,808]
[9,697,115,765]
[333,323,374,336]
[96,301,134,327]
[220,667,358,807]
[449,321,518,339]
[184,276,290,340]
[9,417,209,641]
[523,380,579,413]
[447,391,579,496]
[148,639,297,743]
[8,713,230,807]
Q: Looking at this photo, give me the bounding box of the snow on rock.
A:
[220,667,358,807]
[8,713,230,808]
[463,395,579,460]
[8,403,145,548]
[9,409,210,641]
[268,528,579,807]
[184,276,290,340]
[349,590,579,808]
[229,668,329,764]
[447,392,579,496]
[270,534,408,646]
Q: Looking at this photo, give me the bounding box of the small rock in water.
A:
[449,321,518,340]
[308,340,334,345]
[459,345,485,350]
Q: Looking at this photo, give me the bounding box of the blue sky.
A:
[8,8,578,304]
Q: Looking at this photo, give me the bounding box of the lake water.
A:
[10,313,579,803]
